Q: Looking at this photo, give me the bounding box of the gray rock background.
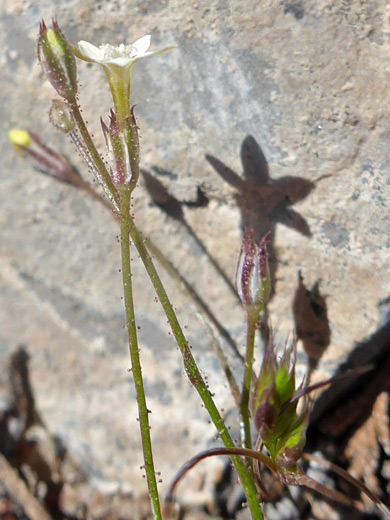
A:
[1,0,389,508]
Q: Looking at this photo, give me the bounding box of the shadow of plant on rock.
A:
[141,168,240,302]
[206,135,315,298]
[293,272,331,374]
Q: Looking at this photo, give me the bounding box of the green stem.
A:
[119,188,162,520]
[167,446,277,504]
[241,313,257,458]
[144,238,242,410]
[129,217,263,519]
[68,101,121,212]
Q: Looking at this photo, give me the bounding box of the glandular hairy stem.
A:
[68,100,120,212]
[119,187,162,520]
[240,313,257,461]
[128,216,263,520]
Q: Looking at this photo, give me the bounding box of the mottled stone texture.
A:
[1,0,389,500]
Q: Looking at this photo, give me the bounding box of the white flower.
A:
[71,35,175,121]
[75,35,174,68]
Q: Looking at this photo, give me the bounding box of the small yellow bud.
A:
[9,128,76,183]
[8,129,32,149]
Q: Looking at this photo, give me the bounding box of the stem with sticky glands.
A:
[119,187,162,520]
[68,100,120,212]
[128,216,263,519]
[241,312,257,460]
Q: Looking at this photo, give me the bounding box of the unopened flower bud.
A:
[275,413,308,469]
[37,19,78,102]
[101,108,140,188]
[8,129,32,149]
[235,229,271,318]
[8,128,76,183]
[251,337,310,470]
[49,99,75,133]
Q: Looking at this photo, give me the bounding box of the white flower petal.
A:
[131,35,151,56]
[141,46,176,59]
[104,56,135,67]
[78,40,105,61]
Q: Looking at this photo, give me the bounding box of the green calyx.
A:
[253,339,309,469]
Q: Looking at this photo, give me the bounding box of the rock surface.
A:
[1,0,389,514]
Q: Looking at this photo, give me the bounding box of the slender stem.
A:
[63,177,243,420]
[144,238,242,409]
[67,177,244,370]
[46,155,259,515]
[128,217,263,519]
[68,100,121,211]
[119,188,162,520]
[167,446,277,505]
[303,453,390,519]
[241,313,257,458]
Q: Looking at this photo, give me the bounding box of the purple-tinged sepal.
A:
[251,336,278,436]
[275,408,309,469]
[254,385,279,440]
[125,106,140,186]
[251,336,310,470]
[235,229,271,319]
[101,108,140,190]
[37,19,78,102]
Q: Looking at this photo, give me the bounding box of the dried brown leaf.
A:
[344,392,390,505]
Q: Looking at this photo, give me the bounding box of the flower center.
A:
[100,43,138,60]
